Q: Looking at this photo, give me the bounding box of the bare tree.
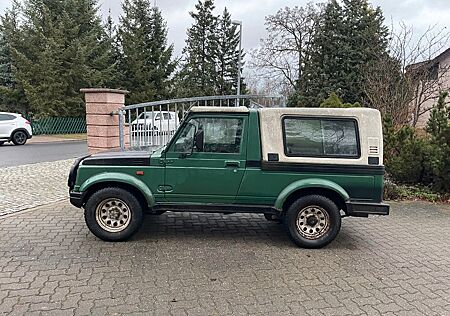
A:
[365,22,450,126]
[249,3,321,96]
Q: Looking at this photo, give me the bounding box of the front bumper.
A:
[345,201,390,217]
[69,191,84,208]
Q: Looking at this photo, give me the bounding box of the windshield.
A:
[137,112,172,120]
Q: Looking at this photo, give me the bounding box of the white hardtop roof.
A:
[190,106,249,113]
[189,106,379,116]
[259,107,380,116]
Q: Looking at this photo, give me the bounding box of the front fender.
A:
[274,178,350,210]
[78,172,155,207]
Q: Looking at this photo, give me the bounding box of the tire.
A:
[11,130,28,145]
[0,141,4,146]
[84,187,144,241]
[283,195,341,249]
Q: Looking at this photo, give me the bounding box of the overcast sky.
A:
[1,0,450,58]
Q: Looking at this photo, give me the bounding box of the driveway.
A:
[0,159,74,216]
[0,201,449,315]
[0,141,87,167]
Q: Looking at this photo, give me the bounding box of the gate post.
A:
[81,88,128,154]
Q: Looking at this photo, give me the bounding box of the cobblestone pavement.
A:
[0,159,73,216]
[0,200,449,315]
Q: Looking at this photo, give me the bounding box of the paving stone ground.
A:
[0,159,73,216]
[0,200,449,315]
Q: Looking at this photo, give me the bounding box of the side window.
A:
[283,117,359,158]
[0,114,15,121]
[200,117,243,153]
[172,122,196,153]
[170,117,243,154]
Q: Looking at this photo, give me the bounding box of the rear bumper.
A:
[69,191,84,208]
[345,201,390,217]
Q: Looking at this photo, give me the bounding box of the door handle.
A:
[224,160,240,168]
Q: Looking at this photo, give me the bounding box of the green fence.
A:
[31,117,86,135]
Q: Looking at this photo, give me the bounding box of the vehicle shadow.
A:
[132,212,360,250]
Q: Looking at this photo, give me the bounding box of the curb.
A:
[28,139,87,144]
[0,199,69,219]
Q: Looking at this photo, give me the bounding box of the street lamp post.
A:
[232,20,242,107]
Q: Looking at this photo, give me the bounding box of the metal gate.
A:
[119,94,285,150]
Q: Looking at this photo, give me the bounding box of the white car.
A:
[0,112,33,146]
[131,111,179,131]
[130,111,180,147]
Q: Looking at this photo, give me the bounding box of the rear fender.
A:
[274,178,350,210]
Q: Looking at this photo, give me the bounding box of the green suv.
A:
[68,106,389,248]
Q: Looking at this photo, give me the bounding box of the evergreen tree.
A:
[0,32,13,89]
[0,1,28,114]
[9,0,115,117]
[0,27,15,112]
[299,0,388,107]
[425,92,450,191]
[216,8,245,95]
[426,91,450,144]
[102,9,121,89]
[118,1,176,104]
[178,0,219,97]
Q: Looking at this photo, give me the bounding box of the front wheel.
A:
[284,195,341,249]
[84,187,144,241]
[0,141,4,146]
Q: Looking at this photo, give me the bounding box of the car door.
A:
[0,114,16,138]
[163,114,248,204]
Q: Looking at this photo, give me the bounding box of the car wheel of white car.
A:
[12,130,27,145]
[0,141,4,146]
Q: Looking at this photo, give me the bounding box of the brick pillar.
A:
[81,88,129,154]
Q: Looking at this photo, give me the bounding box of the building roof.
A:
[407,47,450,69]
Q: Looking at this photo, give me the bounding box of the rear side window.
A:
[0,114,16,121]
[283,117,360,158]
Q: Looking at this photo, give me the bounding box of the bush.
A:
[383,92,450,193]
[383,181,446,202]
[383,179,402,200]
[383,117,426,183]
[320,92,361,108]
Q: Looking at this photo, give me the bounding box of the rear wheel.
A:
[84,187,144,241]
[284,195,341,249]
[12,130,27,145]
[0,141,4,146]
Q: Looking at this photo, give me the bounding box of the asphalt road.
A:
[0,141,87,168]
